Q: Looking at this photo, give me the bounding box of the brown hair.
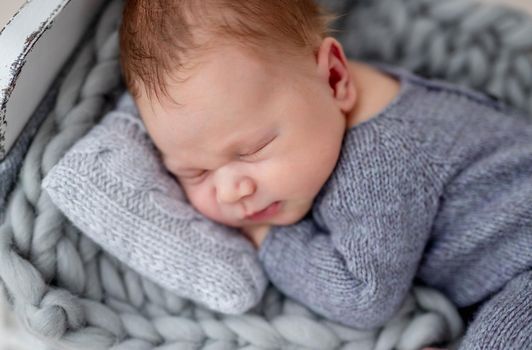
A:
[119,0,337,100]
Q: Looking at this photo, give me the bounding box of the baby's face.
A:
[137,44,347,229]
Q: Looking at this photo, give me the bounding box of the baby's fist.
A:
[241,225,271,248]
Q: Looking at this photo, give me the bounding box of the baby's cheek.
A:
[186,185,224,222]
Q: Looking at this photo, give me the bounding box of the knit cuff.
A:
[257,220,312,278]
[458,269,532,350]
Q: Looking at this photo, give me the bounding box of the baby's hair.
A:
[119,0,338,101]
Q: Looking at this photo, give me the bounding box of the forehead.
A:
[138,45,288,163]
[178,45,278,124]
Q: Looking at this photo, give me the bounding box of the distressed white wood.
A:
[0,0,106,160]
[0,0,26,29]
[0,0,105,344]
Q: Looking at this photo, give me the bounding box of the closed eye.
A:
[171,169,207,181]
[173,135,277,181]
[185,170,207,179]
[239,136,276,159]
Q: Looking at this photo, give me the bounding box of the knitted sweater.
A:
[258,64,532,330]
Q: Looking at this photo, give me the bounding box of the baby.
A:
[119,0,532,349]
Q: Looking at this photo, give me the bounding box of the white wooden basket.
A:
[0,0,106,161]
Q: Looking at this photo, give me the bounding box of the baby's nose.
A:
[216,176,256,204]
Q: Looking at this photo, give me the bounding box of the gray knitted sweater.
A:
[258,64,532,330]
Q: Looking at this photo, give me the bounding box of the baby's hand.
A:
[240,225,271,249]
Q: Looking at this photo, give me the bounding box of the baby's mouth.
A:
[245,201,282,221]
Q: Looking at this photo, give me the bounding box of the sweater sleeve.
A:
[258,122,442,329]
[457,269,532,350]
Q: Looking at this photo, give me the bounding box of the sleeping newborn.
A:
[119,1,532,349]
[135,42,400,233]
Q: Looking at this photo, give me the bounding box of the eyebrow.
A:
[173,128,277,172]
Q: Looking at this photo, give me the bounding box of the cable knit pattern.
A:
[258,64,532,347]
[42,94,268,315]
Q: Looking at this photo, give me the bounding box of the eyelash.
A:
[183,137,275,180]
[238,140,271,160]
[191,170,207,178]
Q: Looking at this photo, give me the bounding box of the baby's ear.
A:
[315,37,357,114]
